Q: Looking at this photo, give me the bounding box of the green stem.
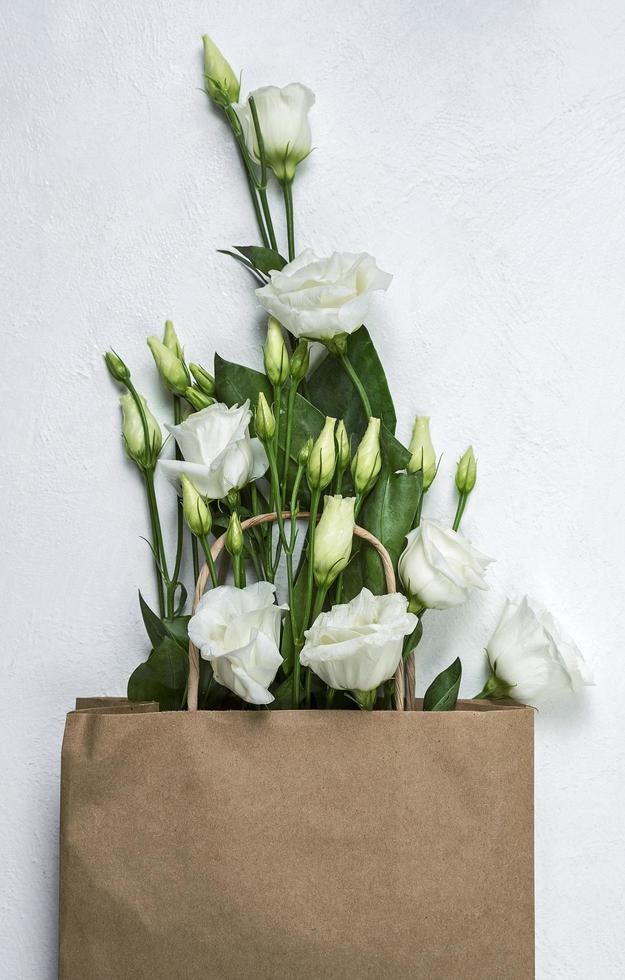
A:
[282,382,298,490]
[340,353,372,419]
[248,96,279,252]
[282,180,295,260]
[414,492,425,527]
[199,536,219,589]
[224,104,269,247]
[453,493,468,532]
[233,552,246,588]
[326,687,336,708]
[144,469,167,617]
[168,396,185,615]
[191,536,200,584]
[259,188,278,252]
[300,487,321,637]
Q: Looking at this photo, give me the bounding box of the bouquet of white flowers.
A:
[104,35,591,716]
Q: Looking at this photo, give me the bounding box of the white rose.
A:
[159,400,268,500]
[235,83,315,182]
[188,582,286,705]
[255,249,392,341]
[480,596,593,703]
[300,589,417,704]
[398,519,493,610]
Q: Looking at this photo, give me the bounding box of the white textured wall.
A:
[2,1,624,976]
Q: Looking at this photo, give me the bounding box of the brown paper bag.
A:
[59,699,534,979]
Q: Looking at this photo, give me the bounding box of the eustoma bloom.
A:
[313,495,356,589]
[235,83,315,182]
[478,596,593,703]
[399,518,492,610]
[159,400,268,499]
[255,250,392,341]
[300,589,417,708]
[188,583,286,704]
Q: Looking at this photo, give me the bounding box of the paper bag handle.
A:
[187,511,406,712]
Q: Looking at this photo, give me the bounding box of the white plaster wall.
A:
[1,1,624,976]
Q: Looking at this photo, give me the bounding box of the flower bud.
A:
[202,34,240,106]
[185,386,214,412]
[263,317,289,386]
[351,417,382,495]
[255,392,276,442]
[147,336,188,395]
[335,420,350,470]
[180,474,212,537]
[119,392,162,470]
[225,511,244,557]
[307,417,337,491]
[313,495,356,589]
[456,446,477,495]
[162,320,183,359]
[289,340,310,383]
[407,415,437,489]
[189,362,215,396]
[298,437,313,467]
[104,350,130,384]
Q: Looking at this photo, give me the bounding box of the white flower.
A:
[235,83,315,182]
[482,596,593,703]
[398,519,493,610]
[159,400,268,500]
[255,250,392,341]
[300,589,417,696]
[188,582,286,705]
[313,495,356,589]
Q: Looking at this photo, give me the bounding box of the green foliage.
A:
[423,658,462,712]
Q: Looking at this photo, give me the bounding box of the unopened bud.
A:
[202,34,240,107]
[289,340,310,383]
[163,320,183,359]
[307,417,337,491]
[263,317,289,386]
[119,392,162,470]
[105,350,130,384]
[335,420,350,471]
[189,363,215,396]
[455,446,477,495]
[185,386,214,412]
[225,511,244,557]
[407,415,437,489]
[180,474,212,537]
[147,336,188,395]
[255,392,276,441]
[351,417,382,495]
[313,495,356,589]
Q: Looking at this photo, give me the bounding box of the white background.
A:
[2,1,624,977]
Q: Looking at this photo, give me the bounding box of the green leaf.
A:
[138,592,188,652]
[423,657,462,712]
[127,636,188,711]
[306,327,396,433]
[234,245,286,274]
[347,468,422,596]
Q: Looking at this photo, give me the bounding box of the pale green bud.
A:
[147,336,188,395]
[225,511,244,557]
[162,320,183,359]
[290,340,310,383]
[255,391,276,441]
[119,392,162,470]
[407,415,437,489]
[202,34,240,107]
[313,495,356,589]
[180,474,212,537]
[189,363,215,396]
[456,446,477,495]
[307,417,337,491]
[263,317,289,386]
[298,437,313,467]
[104,350,130,384]
[351,417,382,495]
[335,420,350,470]
[185,386,214,412]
